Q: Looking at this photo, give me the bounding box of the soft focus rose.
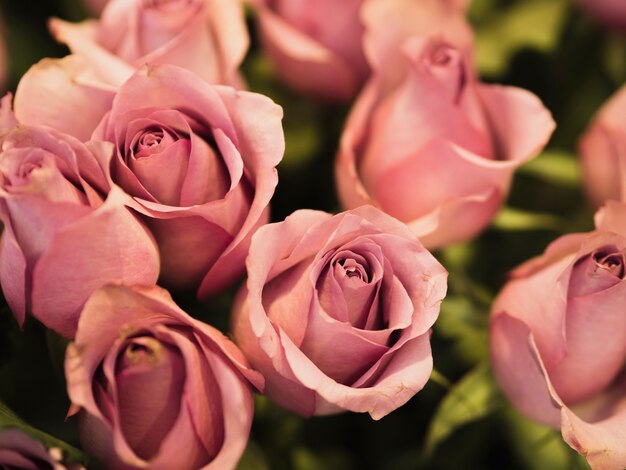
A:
[0,97,159,338]
[579,84,626,208]
[49,0,248,87]
[0,429,82,469]
[85,64,283,297]
[66,284,263,470]
[251,0,369,101]
[232,206,447,419]
[336,1,554,249]
[490,200,626,469]
[578,0,626,31]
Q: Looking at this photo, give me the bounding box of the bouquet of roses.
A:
[0,0,624,468]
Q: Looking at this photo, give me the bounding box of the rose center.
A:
[132,127,179,159]
[593,248,626,278]
[115,336,185,460]
[426,42,466,105]
[338,258,369,283]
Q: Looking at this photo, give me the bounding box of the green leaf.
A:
[493,207,566,231]
[474,0,569,76]
[0,399,86,464]
[425,363,504,453]
[519,150,582,188]
[436,296,489,365]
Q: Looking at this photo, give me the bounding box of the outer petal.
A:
[197,87,284,297]
[30,187,160,338]
[490,313,562,427]
[231,287,317,417]
[477,84,556,164]
[281,328,434,419]
[0,223,27,325]
[561,377,626,470]
[14,56,116,141]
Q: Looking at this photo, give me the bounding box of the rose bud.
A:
[0,429,83,469]
[578,0,626,31]
[232,206,447,419]
[49,0,249,88]
[579,84,626,208]
[0,97,159,338]
[88,64,283,297]
[66,284,263,470]
[336,4,554,249]
[251,0,370,101]
[490,201,626,469]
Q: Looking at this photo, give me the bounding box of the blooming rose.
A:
[251,0,369,101]
[49,0,248,88]
[0,429,82,469]
[578,0,626,30]
[232,206,447,419]
[579,84,626,208]
[82,64,282,297]
[66,284,263,470]
[0,97,159,338]
[335,1,554,249]
[490,200,626,469]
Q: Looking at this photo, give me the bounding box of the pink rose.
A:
[0,429,82,470]
[336,3,554,249]
[66,284,263,469]
[252,0,369,101]
[490,201,626,469]
[49,0,248,88]
[579,84,626,208]
[86,64,283,297]
[578,0,626,30]
[232,206,447,419]
[0,97,159,338]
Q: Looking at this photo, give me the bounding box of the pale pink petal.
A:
[14,56,115,141]
[490,313,562,427]
[30,187,160,338]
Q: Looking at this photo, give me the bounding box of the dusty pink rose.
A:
[82,64,283,297]
[0,429,81,470]
[252,0,369,101]
[0,96,159,338]
[232,206,447,419]
[578,0,626,30]
[66,284,263,469]
[336,2,554,249]
[50,0,248,87]
[579,84,626,207]
[490,200,626,469]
